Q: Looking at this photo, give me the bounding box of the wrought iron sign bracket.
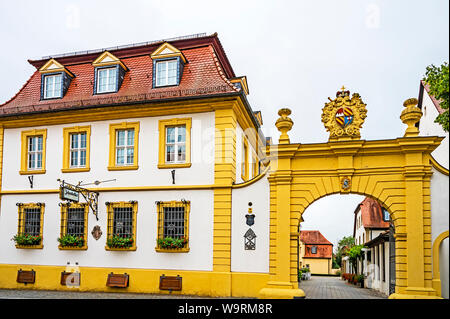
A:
[58,179,99,221]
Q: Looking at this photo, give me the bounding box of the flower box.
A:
[12,234,41,246]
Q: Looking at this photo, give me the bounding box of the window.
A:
[158,118,191,168]
[252,153,258,178]
[108,122,139,170]
[382,208,390,222]
[96,67,117,93]
[43,74,63,99]
[241,137,249,181]
[59,203,88,250]
[156,200,190,252]
[155,60,178,87]
[311,246,317,254]
[62,126,91,173]
[15,203,45,249]
[20,129,47,175]
[105,201,137,250]
[116,129,134,166]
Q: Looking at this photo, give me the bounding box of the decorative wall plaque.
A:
[91,225,102,240]
[244,228,256,250]
[341,176,351,192]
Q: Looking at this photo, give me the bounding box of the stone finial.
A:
[400,98,422,137]
[275,108,293,144]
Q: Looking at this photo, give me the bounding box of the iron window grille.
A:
[15,203,45,249]
[105,201,137,250]
[156,200,190,252]
[59,203,88,249]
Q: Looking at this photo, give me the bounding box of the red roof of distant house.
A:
[300,230,333,259]
[419,80,445,115]
[353,197,390,237]
[0,33,248,118]
[300,230,333,245]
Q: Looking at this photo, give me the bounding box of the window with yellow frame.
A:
[20,129,47,175]
[156,200,190,252]
[241,137,249,181]
[252,152,259,178]
[158,118,191,169]
[13,203,45,249]
[108,122,139,171]
[105,201,137,251]
[62,126,91,173]
[58,203,89,250]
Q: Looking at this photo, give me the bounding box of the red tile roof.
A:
[300,231,333,259]
[0,33,243,117]
[353,197,390,236]
[419,80,445,115]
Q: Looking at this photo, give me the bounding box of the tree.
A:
[334,236,355,267]
[423,62,449,132]
[347,244,365,274]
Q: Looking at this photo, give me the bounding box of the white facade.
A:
[419,86,449,299]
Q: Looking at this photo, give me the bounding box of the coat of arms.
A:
[321,87,367,140]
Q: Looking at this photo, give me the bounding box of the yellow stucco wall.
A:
[302,258,331,275]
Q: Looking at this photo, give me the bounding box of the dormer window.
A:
[92,51,127,95]
[44,74,63,99]
[155,59,178,87]
[151,42,187,88]
[97,67,118,93]
[39,59,74,100]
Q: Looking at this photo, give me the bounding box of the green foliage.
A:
[334,236,355,267]
[12,233,41,245]
[423,62,449,132]
[347,244,365,273]
[157,236,188,249]
[57,234,84,247]
[356,274,365,283]
[107,235,133,248]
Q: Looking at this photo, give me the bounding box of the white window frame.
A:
[44,74,62,99]
[27,136,43,170]
[115,129,134,166]
[155,60,178,87]
[69,132,87,168]
[165,125,186,164]
[97,67,117,93]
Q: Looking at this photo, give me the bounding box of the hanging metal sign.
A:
[60,185,80,202]
[57,179,99,221]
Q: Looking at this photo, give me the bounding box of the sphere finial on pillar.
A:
[275,108,293,144]
[400,98,422,137]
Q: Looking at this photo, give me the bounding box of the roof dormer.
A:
[92,51,128,95]
[151,42,187,88]
[39,59,74,100]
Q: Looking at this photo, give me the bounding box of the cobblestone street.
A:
[299,276,388,299]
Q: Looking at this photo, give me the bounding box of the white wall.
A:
[231,173,270,273]
[0,190,214,271]
[2,112,215,191]
[420,90,449,168]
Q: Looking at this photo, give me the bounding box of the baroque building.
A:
[0,33,271,297]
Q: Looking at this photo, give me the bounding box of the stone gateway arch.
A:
[259,88,444,299]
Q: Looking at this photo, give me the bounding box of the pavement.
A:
[299,275,388,299]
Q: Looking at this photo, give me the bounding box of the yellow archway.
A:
[259,90,444,299]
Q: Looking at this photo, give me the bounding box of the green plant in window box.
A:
[12,234,42,245]
[157,236,188,249]
[57,234,84,247]
[107,235,133,248]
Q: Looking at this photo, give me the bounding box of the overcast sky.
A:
[0,0,448,248]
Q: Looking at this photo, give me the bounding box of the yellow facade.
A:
[302,258,332,275]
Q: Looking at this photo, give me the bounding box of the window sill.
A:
[107,165,139,171]
[155,247,190,253]
[158,163,191,169]
[105,246,137,251]
[58,245,87,250]
[19,170,46,175]
[15,244,43,249]
[61,167,90,173]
